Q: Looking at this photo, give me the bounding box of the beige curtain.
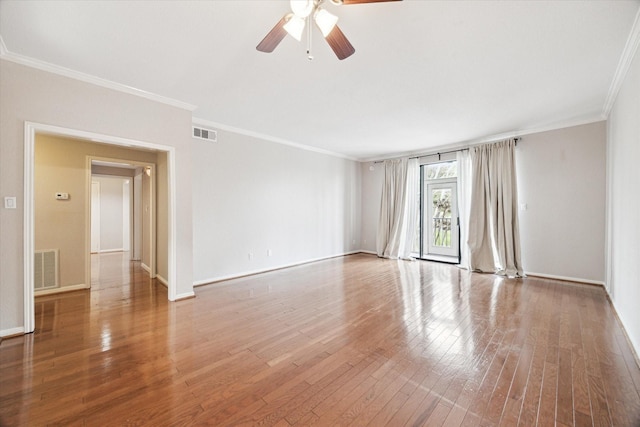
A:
[467,139,523,277]
[377,158,418,260]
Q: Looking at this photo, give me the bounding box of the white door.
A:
[90,181,100,253]
[425,182,459,257]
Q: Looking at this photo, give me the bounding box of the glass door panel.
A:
[424,182,458,257]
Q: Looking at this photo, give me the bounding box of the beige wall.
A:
[191,129,362,284]
[0,58,194,335]
[35,134,159,289]
[516,121,606,283]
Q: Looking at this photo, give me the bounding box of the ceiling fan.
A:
[256,0,402,60]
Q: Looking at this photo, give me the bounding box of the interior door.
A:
[425,182,459,257]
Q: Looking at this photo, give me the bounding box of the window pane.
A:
[432,188,452,248]
[425,161,457,180]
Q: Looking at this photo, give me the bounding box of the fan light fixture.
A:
[290,0,314,18]
[284,14,305,41]
[314,9,339,37]
[256,0,402,60]
[284,3,338,42]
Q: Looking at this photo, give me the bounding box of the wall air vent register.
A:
[192,126,217,142]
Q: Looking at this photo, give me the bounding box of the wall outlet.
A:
[248,252,254,260]
[55,192,70,200]
[267,249,272,257]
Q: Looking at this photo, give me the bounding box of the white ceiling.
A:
[1,0,638,160]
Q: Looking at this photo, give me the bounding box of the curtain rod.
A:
[373,137,520,164]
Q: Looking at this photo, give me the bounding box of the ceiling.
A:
[1,0,638,161]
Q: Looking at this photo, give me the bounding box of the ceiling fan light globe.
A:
[290,0,314,18]
[284,15,305,41]
[314,9,339,37]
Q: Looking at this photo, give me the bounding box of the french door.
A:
[423,181,459,258]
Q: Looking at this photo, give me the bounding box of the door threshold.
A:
[419,254,460,264]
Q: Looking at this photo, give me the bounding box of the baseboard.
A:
[141,263,151,273]
[0,327,25,338]
[193,251,363,287]
[524,271,604,287]
[155,275,168,287]
[174,291,195,301]
[603,289,640,370]
[98,248,124,254]
[35,283,89,296]
[359,250,377,255]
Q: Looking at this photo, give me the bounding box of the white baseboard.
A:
[193,251,362,287]
[141,263,151,273]
[174,291,195,301]
[155,275,168,287]
[0,326,25,338]
[603,287,640,369]
[359,250,377,255]
[98,248,124,254]
[35,283,89,296]
[525,271,604,286]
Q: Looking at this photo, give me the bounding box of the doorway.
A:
[89,158,156,279]
[24,122,178,334]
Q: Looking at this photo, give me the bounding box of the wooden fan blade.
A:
[256,15,289,53]
[325,25,355,60]
[342,0,402,4]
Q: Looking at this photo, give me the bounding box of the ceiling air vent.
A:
[192,126,217,142]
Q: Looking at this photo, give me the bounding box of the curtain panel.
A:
[467,139,524,277]
[456,150,472,270]
[377,158,419,260]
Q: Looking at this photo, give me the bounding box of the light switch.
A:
[55,192,70,200]
[519,203,528,211]
[4,197,17,209]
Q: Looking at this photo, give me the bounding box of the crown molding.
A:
[602,6,640,117]
[192,117,359,162]
[0,37,197,112]
[361,114,606,163]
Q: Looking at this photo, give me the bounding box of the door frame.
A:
[24,121,178,334]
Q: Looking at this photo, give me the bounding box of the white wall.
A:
[517,122,606,283]
[360,162,384,253]
[191,130,361,284]
[0,59,194,335]
[606,41,640,356]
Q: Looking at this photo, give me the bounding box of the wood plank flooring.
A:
[1,252,639,426]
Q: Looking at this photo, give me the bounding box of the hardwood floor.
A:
[1,253,639,426]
